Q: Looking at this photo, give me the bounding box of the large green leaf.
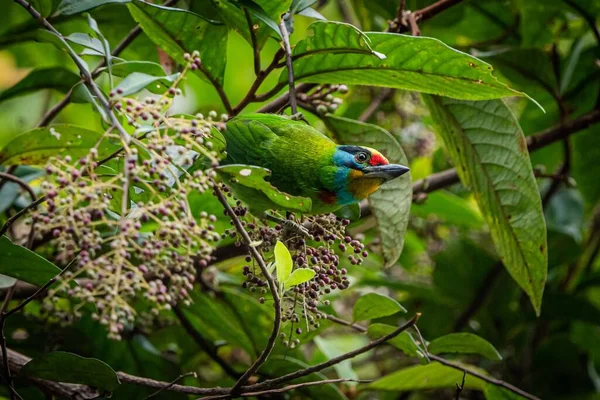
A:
[0,236,61,287]
[127,0,228,85]
[422,96,547,314]
[20,351,120,391]
[428,333,502,360]
[0,67,79,103]
[0,125,117,166]
[287,30,526,100]
[352,293,406,322]
[324,116,411,267]
[366,362,487,391]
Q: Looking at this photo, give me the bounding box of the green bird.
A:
[221,113,409,216]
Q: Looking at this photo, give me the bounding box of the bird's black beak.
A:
[363,164,410,181]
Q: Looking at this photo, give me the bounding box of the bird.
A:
[218,113,409,220]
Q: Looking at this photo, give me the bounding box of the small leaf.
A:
[20,351,120,391]
[127,0,228,85]
[65,32,105,55]
[0,125,118,166]
[288,27,527,101]
[314,336,358,381]
[352,293,406,322]
[284,268,316,288]
[0,236,61,287]
[325,116,411,267]
[110,60,167,78]
[428,333,502,360]
[275,241,293,290]
[0,67,80,103]
[366,362,487,391]
[115,71,180,96]
[422,96,547,314]
[367,323,422,357]
[215,164,312,213]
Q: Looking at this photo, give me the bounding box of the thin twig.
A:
[199,378,371,400]
[213,184,282,394]
[408,12,421,36]
[278,16,298,115]
[358,88,395,122]
[147,372,198,399]
[244,8,261,76]
[455,371,466,400]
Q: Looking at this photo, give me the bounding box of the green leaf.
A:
[0,236,61,287]
[485,384,527,400]
[411,191,484,228]
[115,71,180,96]
[324,116,411,267]
[215,164,312,213]
[422,96,547,315]
[65,32,105,56]
[0,67,80,103]
[352,293,406,322]
[544,189,584,243]
[366,362,487,391]
[518,0,561,48]
[287,30,526,101]
[314,336,358,381]
[127,0,228,85]
[56,0,130,15]
[110,60,167,77]
[428,333,502,360]
[284,268,315,288]
[182,290,257,357]
[572,126,600,205]
[275,240,293,291]
[20,351,120,391]
[293,21,385,61]
[0,125,118,166]
[367,323,422,358]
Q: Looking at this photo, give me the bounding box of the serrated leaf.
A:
[287,29,526,100]
[366,362,487,391]
[0,125,118,166]
[352,293,406,322]
[215,164,312,213]
[284,268,315,288]
[0,67,80,103]
[428,333,502,360]
[324,116,411,267]
[20,351,120,391]
[367,323,422,358]
[127,0,228,85]
[275,240,293,291]
[0,236,61,287]
[422,96,547,315]
[115,71,180,96]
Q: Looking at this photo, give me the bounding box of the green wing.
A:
[223,114,336,197]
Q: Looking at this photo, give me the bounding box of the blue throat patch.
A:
[332,150,358,206]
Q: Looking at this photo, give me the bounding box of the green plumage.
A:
[222,114,338,214]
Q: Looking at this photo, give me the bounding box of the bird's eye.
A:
[355,152,369,163]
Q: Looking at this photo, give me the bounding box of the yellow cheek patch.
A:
[347,178,384,200]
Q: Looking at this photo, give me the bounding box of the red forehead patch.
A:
[369,153,388,166]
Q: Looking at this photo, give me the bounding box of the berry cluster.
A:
[298,84,348,115]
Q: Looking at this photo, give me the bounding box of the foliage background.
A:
[0,0,600,399]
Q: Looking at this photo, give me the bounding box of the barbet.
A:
[221,114,409,217]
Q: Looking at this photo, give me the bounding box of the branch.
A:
[244,8,261,77]
[278,16,298,114]
[212,185,282,394]
[246,314,420,392]
[256,83,317,114]
[358,88,395,122]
